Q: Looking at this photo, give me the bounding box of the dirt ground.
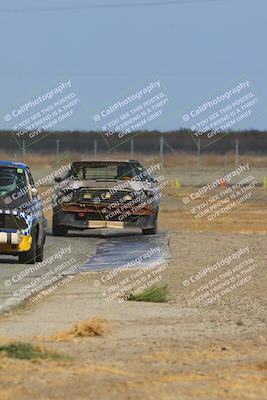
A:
[0,188,266,400]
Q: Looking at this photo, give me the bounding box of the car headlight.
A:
[124,194,133,201]
[103,192,112,200]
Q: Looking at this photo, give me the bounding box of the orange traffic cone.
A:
[220,177,226,189]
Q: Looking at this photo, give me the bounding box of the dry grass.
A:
[256,361,267,371]
[2,150,267,169]
[50,317,111,342]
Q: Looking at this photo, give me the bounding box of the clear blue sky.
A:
[0,0,266,131]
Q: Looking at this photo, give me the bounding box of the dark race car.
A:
[52,160,160,236]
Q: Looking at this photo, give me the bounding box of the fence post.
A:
[94,138,98,157]
[22,140,26,161]
[130,139,134,156]
[56,139,60,161]
[197,138,201,166]
[235,137,239,168]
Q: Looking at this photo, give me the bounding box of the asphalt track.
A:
[0,229,169,313]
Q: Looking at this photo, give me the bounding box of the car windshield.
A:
[0,167,27,196]
[69,162,150,181]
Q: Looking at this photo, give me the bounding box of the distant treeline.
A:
[0,129,267,154]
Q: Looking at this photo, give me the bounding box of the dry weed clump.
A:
[257,361,267,371]
[51,317,111,342]
[0,341,65,361]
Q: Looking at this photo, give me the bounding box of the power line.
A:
[0,0,227,14]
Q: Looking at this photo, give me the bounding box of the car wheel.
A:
[36,242,44,262]
[142,222,157,235]
[52,216,68,236]
[19,232,37,264]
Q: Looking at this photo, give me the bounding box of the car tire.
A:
[19,232,37,264]
[52,216,68,236]
[142,222,157,235]
[36,242,44,262]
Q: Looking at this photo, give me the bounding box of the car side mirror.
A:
[31,187,38,197]
[54,177,62,183]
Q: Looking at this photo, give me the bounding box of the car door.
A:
[25,168,46,246]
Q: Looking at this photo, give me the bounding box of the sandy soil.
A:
[0,190,267,400]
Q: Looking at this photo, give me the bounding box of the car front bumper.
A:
[54,203,158,230]
[0,209,33,254]
[0,231,32,254]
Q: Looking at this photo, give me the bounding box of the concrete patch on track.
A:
[80,230,170,272]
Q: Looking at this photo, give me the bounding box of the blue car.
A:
[0,161,47,264]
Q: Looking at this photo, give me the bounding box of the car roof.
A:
[0,160,28,169]
[73,160,140,164]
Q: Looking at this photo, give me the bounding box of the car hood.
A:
[0,193,31,211]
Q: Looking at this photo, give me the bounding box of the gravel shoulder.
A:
[0,232,100,313]
[0,226,266,400]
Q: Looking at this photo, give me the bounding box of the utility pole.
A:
[160,135,164,168]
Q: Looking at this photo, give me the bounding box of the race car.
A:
[0,161,46,264]
[52,159,160,236]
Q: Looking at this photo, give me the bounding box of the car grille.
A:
[0,214,27,230]
[73,189,137,205]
